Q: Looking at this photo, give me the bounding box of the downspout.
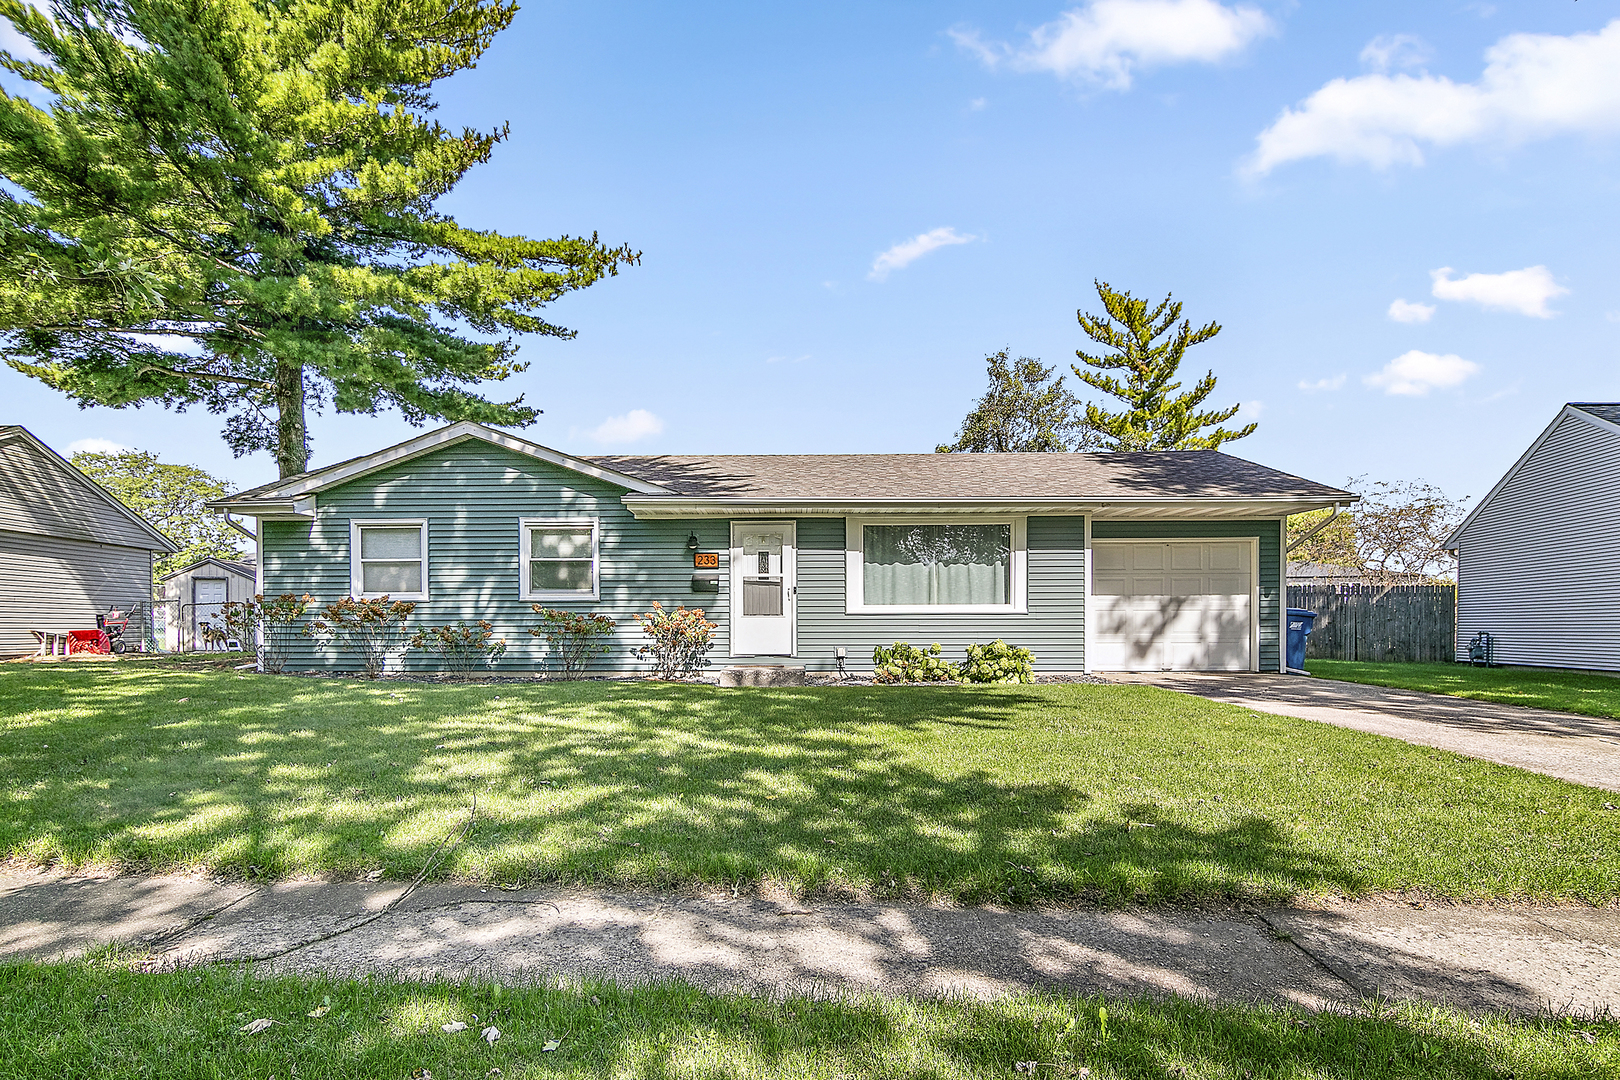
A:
[1285,502,1347,555]
[223,511,257,543]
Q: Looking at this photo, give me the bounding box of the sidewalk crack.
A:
[1248,908,1374,1003]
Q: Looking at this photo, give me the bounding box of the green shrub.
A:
[408,620,507,676]
[872,641,960,683]
[306,596,416,678]
[962,639,1035,683]
[634,602,717,678]
[529,606,617,679]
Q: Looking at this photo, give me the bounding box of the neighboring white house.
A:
[157,556,257,651]
[1445,402,1620,671]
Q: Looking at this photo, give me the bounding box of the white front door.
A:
[1090,540,1254,671]
[730,521,795,656]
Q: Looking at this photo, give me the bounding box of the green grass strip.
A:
[0,960,1613,1079]
[2,667,1617,904]
[1309,661,1620,720]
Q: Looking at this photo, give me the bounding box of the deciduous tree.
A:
[936,349,1091,453]
[0,0,636,477]
[1072,281,1254,451]
[72,448,243,578]
[1287,477,1467,582]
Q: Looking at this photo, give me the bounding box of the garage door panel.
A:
[1090,540,1253,671]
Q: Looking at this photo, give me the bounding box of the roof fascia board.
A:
[620,496,1353,520]
[232,422,672,502]
[1444,404,1611,548]
[0,426,180,552]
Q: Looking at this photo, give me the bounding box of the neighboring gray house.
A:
[1446,402,1620,671]
[213,421,1352,674]
[158,556,257,651]
[0,425,178,656]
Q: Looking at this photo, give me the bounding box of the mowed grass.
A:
[1309,660,1620,720]
[1,666,1616,904]
[1,961,1614,1080]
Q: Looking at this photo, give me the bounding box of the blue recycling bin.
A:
[1286,608,1317,672]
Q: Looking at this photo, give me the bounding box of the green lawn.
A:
[1,665,1616,904]
[0,961,1613,1079]
[1309,660,1620,719]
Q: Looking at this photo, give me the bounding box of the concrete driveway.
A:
[1113,672,1620,792]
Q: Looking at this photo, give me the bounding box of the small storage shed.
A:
[158,556,258,651]
[0,425,178,656]
[1446,402,1620,671]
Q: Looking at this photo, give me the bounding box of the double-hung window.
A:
[350,519,429,600]
[521,518,599,601]
[846,517,1026,613]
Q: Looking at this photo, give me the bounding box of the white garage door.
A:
[1090,540,1253,671]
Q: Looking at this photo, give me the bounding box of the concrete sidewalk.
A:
[1114,672,1620,793]
[1,870,1615,1016]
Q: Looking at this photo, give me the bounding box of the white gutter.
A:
[620,495,1355,520]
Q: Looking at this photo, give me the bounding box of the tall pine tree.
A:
[1072,281,1255,451]
[0,0,636,477]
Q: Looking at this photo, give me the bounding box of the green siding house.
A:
[214,422,1351,675]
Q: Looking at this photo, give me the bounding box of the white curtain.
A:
[863,524,1009,605]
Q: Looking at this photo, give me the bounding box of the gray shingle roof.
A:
[590,450,1353,501]
[1570,403,1620,427]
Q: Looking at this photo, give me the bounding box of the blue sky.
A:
[7,1,1619,508]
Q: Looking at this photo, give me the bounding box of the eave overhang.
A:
[208,495,317,520]
[619,495,1355,520]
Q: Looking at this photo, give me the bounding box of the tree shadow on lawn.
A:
[1,671,1365,902]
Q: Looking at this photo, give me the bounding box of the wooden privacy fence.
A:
[1285,584,1456,663]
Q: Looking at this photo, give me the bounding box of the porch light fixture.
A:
[686,532,700,550]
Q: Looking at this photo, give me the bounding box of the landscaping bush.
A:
[201,593,313,673]
[962,639,1035,684]
[872,641,960,683]
[634,602,716,678]
[529,606,617,678]
[306,596,415,678]
[407,620,507,676]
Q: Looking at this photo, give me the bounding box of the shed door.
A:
[1090,541,1253,671]
[194,578,228,648]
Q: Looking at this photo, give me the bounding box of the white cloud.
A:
[1237,400,1263,421]
[968,97,987,111]
[868,227,976,281]
[587,408,663,445]
[1298,375,1347,392]
[67,437,132,456]
[765,354,810,365]
[1359,34,1431,73]
[1248,19,1620,174]
[951,0,1273,91]
[1430,265,1567,318]
[1387,298,1436,323]
[1364,350,1479,396]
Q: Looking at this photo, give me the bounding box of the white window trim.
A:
[520,517,601,602]
[845,515,1028,614]
[349,518,430,601]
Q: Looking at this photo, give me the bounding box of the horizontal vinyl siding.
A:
[0,434,166,549]
[1090,518,1284,672]
[262,442,728,673]
[792,515,1086,672]
[0,530,152,655]
[1452,413,1620,670]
